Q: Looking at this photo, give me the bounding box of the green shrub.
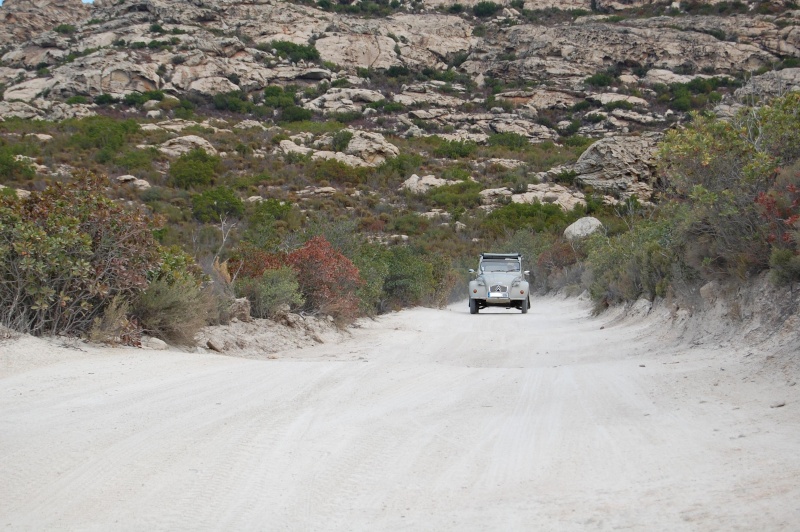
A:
[169,148,222,189]
[67,116,139,163]
[482,202,571,236]
[756,92,800,163]
[559,119,581,136]
[426,180,483,210]
[329,111,362,123]
[769,248,800,285]
[88,295,139,345]
[585,72,614,87]
[331,130,353,152]
[561,135,594,149]
[383,246,434,308]
[94,93,118,105]
[386,65,410,78]
[0,173,161,336]
[0,148,35,183]
[584,113,605,124]
[54,24,76,34]
[267,40,320,63]
[234,267,304,318]
[114,147,158,172]
[310,158,366,184]
[658,107,789,278]
[122,90,164,107]
[433,139,477,159]
[388,213,431,236]
[65,95,88,105]
[192,186,244,222]
[133,277,212,344]
[212,91,252,113]
[473,1,502,17]
[552,169,577,185]
[487,132,529,150]
[279,105,313,123]
[243,198,294,248]
[263,85,296,109]
[174,98,195,119]
[585,220,674,307]
[351,243,390,315]
[603,100,634,112]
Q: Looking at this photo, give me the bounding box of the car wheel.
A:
[520,297,528,314]
[469,298,479,314]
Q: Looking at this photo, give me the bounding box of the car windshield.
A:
[481,260,520,273]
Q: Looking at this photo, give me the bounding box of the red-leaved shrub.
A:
[287,236,363,323]
[228,244,286,279]
[230,236,363,323]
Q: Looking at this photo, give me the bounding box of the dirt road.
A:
[1,296,799,530]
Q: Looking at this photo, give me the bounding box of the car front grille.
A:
[490,284,508,293]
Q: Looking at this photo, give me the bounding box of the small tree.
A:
[0,148,35,183]
[192,186,244,223]
[473,1,501,17]
[169,148,222,189]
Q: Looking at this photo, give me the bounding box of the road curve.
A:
[1,296,799,531]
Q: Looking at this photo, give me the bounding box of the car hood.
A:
[477,272,524,287]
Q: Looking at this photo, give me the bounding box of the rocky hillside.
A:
[1,0,799,203]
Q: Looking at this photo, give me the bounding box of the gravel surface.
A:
[1,296,799,530]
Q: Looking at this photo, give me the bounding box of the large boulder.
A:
[344,130,399,166]
[158,135,217,157]
[400,174,457,194]
[304,88,385,115]
[496,89,580,110]
[315,34,399,71]
[735,68,800,99]
[512,183,586,212]
[564,217,603,241]
[573,133,662,202]
[0,99,95,121]
[589,93,649,108]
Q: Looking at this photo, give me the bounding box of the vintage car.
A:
[468,252,530,314]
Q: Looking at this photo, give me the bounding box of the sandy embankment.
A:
[1,296,798,530]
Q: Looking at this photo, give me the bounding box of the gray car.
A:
[468,253,530,314]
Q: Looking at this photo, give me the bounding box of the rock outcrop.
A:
[735,68,800,99]
[0,0,92,45]
[279,129,398,167]
[573,133,662,202]
[400,174,458,194]
[468,19,778,87]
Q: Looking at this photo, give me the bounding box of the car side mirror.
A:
[524,270,530,276]
[468,269,475,273]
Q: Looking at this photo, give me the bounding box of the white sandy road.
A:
[1,296,799,531]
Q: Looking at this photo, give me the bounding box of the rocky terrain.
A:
[0,0,799,208]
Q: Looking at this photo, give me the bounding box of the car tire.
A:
[520,297,528,314]
[469,298,479,314]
